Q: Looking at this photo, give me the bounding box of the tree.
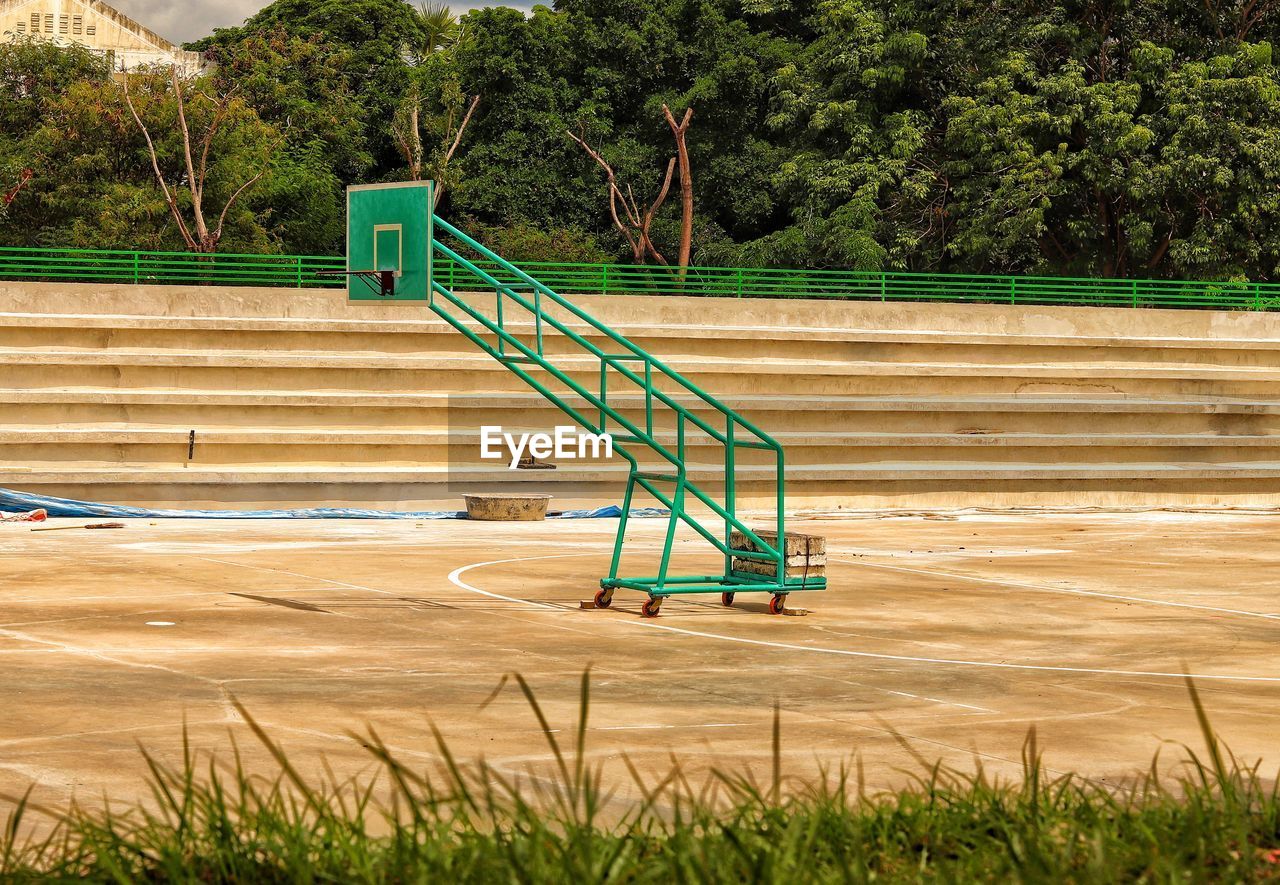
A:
[407,2,462,63]
[662,104,694,269]
[393,88,479,204]
[553,0,798,259]
[568,128,676,265]
[940,7,1280,278]
[441,6,598,231]
[3,71,276,251]
[206,27,371,181]
[121,67,284,253]
[191,0,427,177]
[0,37,110,134]
[0,38,110,235]
[733,0,932,269]
[391,3,480,206]
[6,0,1280,280]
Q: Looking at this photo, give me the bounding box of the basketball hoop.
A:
[317,269,397,298]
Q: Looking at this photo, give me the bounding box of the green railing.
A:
[0,246,344,288]
[2,245,1278,311]
[440,261,1280,311]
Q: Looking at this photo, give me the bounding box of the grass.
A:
[2,673,1279,882]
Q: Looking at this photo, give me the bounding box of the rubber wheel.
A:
[593,588,613,609]
[769,594,786,615]
[641,597,663,618]
[721,592,736,607]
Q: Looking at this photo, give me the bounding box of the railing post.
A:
[880,273,886,302]
[1010,277,1016,305]
[132,251,140,284]
[736,267,744,298]
[1132,280,1138,308]
[601,263,608,295]
[296,256,304,288]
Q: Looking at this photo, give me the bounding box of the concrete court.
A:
[2,509,1279,816]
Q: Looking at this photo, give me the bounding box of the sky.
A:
[109,1,536,44]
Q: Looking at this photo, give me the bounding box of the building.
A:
[0,0,208,75]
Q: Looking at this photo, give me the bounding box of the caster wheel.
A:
[641,597,663,618]
[593,588,613,609]
[721,592,736,607]
[769,594,787,615]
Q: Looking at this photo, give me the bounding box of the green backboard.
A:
[346,182,434,301]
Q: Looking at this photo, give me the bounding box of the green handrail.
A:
[1,243,1276,311]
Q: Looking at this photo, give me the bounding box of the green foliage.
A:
[195,0,425,176]
[0,39,108,237]
[460,218,613,263]
[208,27,372,181]
[0,37,109,133]
[446,7,599,228]
[6,1,1280,278]
[936,6,1280,278]
[3,75,182,250]
[407,1,462,63]
[3,674,1280,881]
[0,67,325,253]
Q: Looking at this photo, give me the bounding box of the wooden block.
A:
[731,558,827,579]
[730,529,826,557]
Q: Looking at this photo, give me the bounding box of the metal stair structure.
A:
[428,215,824,616]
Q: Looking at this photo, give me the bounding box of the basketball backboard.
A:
[345,182,434,302]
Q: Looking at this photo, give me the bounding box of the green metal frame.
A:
[2,244,1280,312]
[427,215,824,609]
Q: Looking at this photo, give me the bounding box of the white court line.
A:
[881,688,992,713]
[836,557,1280,622]
[446,555,1280,685]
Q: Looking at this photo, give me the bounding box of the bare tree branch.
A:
[606,185,638,256]
[393,91,480,207]
[391,85,425,181]
[434,93,480,208]
[568,128,643,255]
[122,71,196,250]
[441,94,480,168]
[197,91,235,198]
[171,68,208,243]
[640,157,676,265]
[2,168,33,207]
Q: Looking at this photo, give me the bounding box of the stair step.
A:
[9,461,1280,484]
[1,388,1278,414]
[3,427,1280,448]
[7,310,1280,352]
[3,348,1280,381]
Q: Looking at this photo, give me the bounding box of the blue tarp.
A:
[0,487,668,521]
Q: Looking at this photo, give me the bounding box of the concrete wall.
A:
[4,280,1280,511]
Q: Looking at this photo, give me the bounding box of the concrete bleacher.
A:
[3,280,1280,511]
